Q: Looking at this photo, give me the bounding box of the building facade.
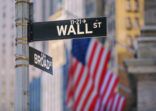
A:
[0,0,15,110]
[0,0,64,111]
[105,0,144,109]
[30,0,64,111]
[30,77,41,111]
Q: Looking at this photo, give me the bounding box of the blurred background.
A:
[0,0,154,111]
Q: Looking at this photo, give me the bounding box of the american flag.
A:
[106,93,126,111]
[66,38,126,111]
[95,70,119,111]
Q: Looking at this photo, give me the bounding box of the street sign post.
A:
[29,47,53,74]
[15,0,30,110]
[28,17,106,42]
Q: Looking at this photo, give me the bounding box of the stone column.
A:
[125,0,156,111]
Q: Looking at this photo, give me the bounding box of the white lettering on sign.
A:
[34,53,52,70]
[93,22,102,29]
[56,23,93,36]
[85,24,93,34]
[77,24,84,35]
[57,25,67,36]
[67,25,76,35]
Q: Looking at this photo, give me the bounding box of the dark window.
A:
[2,12,6,18]
[134,0,139,12]
[11,23,14,29]
[11,41,14,47]
[126,17,132,29]
[2,33,6,38]
[2,24,6,28]
[125,0,131,12]
[133,17,140,28]
[85,1,95,17]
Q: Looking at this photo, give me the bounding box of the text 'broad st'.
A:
[28,17,106,42]
[29,47,53,74]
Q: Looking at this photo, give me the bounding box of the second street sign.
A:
[28,17,106,42]
[29,47,53,74]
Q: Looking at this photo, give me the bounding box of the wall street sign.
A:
[29,47,53,74]
[28,17,106,42]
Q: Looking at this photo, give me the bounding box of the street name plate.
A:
[28,17,106,42]
[29,47,53,74]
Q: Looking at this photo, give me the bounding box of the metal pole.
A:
[15,0,30,110]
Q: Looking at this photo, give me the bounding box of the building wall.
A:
[30,77,41,111]
[33,0,53,22]
[105,0,117,73]
[64,0,97,18]
[105,0,144,109]
[0,0,63,111]
[32,0,65,111]
[115,0,144,93]
[0,0,15,110]
[116,0,144,67]
[29,0,59,111]
[85,0,97,17]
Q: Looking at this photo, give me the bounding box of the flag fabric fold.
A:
[106,93,126,111]
[66,38,126,111]
[95,70,119,111]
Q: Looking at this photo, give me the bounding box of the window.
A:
[134,34,139,38]
[126,17,132,29]
[10,102,14,107]
[108,20,115,33]
[2,43,6,49]
[133,17,140,29]
[125,0,131,12]
[3,5,6,10]
[85,0,96,17]
[2,42,6,68]
[10,80,14,87]
[127,35,133,48]
[2,24,6,28]
[2,92,6,96]
[2,12,6,18]
[11,34,14,39]
[11,41,14,47]
[2,80,6,86]
[11,23,14,29]
[134,0,139,12]
[2,34,6,39]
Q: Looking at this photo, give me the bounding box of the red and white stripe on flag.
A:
[85,39,111,91]
[66,39,118,110]
[66,57,98,111]
[94,70,119,111]
[106,93,126,111]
